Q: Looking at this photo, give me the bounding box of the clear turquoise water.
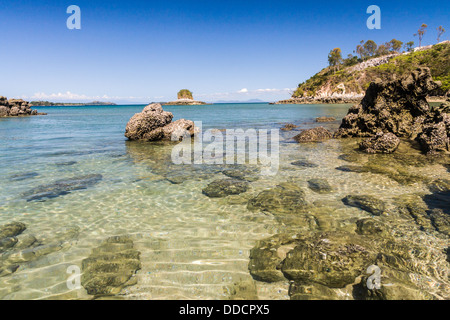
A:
[0,103,448,300]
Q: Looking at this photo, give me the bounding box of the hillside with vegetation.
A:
[277,25,449,104]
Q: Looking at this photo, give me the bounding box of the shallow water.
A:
[0,103,448,300]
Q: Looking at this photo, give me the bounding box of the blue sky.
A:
[0,0,448,103]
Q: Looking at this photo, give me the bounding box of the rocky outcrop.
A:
[293,127,333,143]
[125,103,196,141]
[335,68,450,154]
[359,132,400,154]
[0,96,44,117]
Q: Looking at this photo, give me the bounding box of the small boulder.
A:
[293,127,333,143]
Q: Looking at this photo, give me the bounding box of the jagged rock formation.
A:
[0,96,45,117]
[125,103,196,141]
[335,67,450,154]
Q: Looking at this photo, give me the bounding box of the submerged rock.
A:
[202,179,249,198]
[359,132,400,154]
[226,279,259,300]
[81,236,141,296]
[125,103,195,141]
[342,195,386,216]
[355,219,385,235]
[423,190,450,216]
[293,127,333,143]
[9,172,39,182]
[281,232,375,288]
[23,174,102,202]
[0,222,26,240]
[316,117,336,123]
[289,282,338,300]
[281,123,298,131]
[307,179,333,194]
[247,182,308,214]
[291,160,319,168]
[222,166,260,182]
[356,264,434,300]
[335,67,449,154]
[248,233,299,283]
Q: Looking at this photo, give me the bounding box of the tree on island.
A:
[328,48,343,73]
[437,26,446,43]
[414,24,428,47]
[177,89,194,100]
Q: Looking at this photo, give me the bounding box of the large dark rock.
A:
[335,68,449,154]
[125,103,195,141]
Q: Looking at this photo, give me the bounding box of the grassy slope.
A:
[293,42,450,98]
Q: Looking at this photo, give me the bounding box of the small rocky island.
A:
[125,103,196,141]
[0,96,45,117]
[164,89,208,106]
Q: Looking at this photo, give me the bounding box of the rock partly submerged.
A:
[335,67,449,155]
[0,96,45,117]
[125,103,196,141]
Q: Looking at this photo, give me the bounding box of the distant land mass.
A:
[214,99,267,103]
[30,101,117,106]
